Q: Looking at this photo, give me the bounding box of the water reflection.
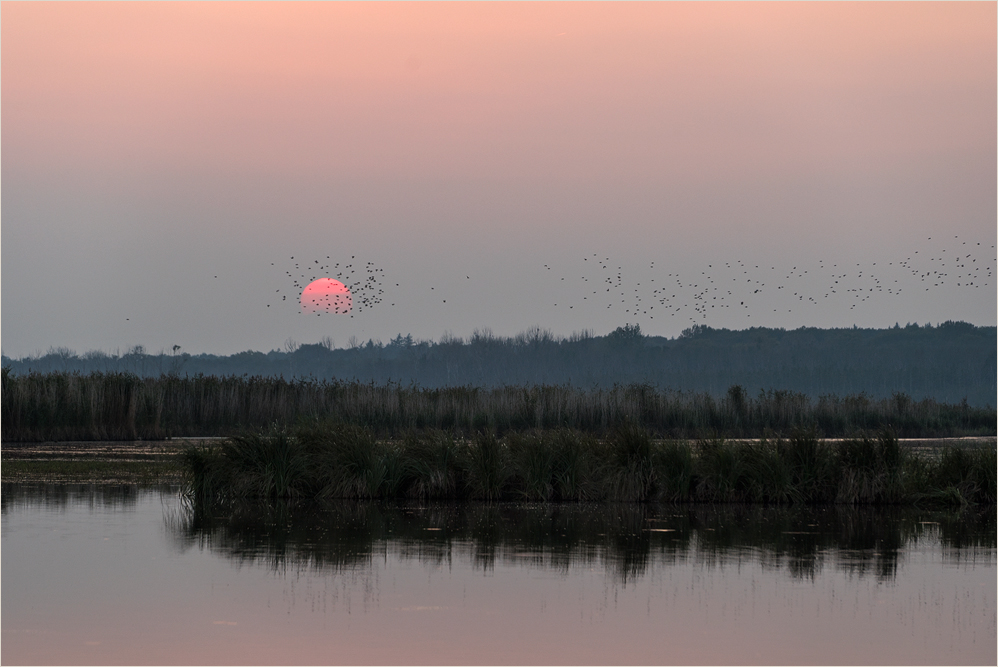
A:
[164,495,996,582]
[4,484,995,665]
[1,482,173,513]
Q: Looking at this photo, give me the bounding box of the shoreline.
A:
[4,436,994,486]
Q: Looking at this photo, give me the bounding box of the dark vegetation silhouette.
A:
[3,321,995,406]
[3,368,995,442]
[176,426,996,506]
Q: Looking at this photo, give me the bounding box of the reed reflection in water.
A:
[166,497,996,582]
[3,484,995,665]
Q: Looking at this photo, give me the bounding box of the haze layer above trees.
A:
[4,322,995,407]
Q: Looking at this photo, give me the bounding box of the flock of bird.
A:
[543,235,994,324]
[268,256,388,317]
[263,235,993,326]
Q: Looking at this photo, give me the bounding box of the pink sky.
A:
[2,2,995,355]
[6,3,993,180]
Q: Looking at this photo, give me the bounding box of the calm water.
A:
[2,484,995,665]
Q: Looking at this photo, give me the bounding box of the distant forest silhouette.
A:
[3,321,995,407]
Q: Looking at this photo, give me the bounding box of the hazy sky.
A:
[3,2,995,357]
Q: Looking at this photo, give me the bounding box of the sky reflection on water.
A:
[2,484,995,665]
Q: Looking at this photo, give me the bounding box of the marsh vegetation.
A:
[179,424,996,506]
[3,370,994,442]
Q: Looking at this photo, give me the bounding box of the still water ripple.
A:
[2,484,995,665]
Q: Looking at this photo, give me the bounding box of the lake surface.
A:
[2,484,995,665]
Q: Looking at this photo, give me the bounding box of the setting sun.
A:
[300,278,352,314]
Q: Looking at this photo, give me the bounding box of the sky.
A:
[2,2,995,357]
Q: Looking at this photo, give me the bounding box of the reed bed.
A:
[3,370,994,442]
[180,424,996,506]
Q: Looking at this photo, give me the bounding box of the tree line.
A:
[3,321,994,407]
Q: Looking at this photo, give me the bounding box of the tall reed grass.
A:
[180,423,996,506]
[3,370,994,442]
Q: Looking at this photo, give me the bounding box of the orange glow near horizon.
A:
[3,2,994,185]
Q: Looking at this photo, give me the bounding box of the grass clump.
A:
[464,431,512,501]
[602,423,656,502]
[507,432,556,501]
[835,432,909,504]
[912,445,997,507]
[179,423,997,506]
[405,430,461,499]
[652,440,695,502]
